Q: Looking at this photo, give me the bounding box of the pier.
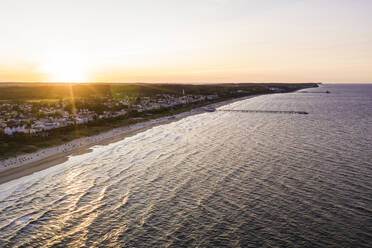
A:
[300,91,330,94]
[219,109,309,115]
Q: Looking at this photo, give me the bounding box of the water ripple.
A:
[1,85,372,247]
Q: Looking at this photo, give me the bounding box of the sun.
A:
[42,53,88,83]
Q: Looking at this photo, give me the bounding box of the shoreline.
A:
[0,94,263,185]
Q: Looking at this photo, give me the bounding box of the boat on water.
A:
[203,106,216,112]
[326,90,330,94]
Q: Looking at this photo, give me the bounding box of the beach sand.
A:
[0,95,261,185]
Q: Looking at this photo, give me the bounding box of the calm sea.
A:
[0,84,371,247]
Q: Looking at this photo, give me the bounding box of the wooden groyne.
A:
[219,109,309,115]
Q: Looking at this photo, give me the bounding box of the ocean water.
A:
[0,84,371,247]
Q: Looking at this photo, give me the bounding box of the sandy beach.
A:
[0,95,261,184]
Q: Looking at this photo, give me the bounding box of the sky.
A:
[0,0,371,83]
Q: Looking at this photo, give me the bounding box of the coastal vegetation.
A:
[0,82,316,100]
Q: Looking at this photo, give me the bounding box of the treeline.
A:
[0,83,318,100]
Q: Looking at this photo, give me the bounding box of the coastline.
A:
[0,94,263,185]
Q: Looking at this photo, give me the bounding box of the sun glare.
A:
[42,53,87,83]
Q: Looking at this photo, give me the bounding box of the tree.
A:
[38,111,46,118]
[64,104,73,113]
[26,120,33,135]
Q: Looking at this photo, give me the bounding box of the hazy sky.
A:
[1,0,371,83]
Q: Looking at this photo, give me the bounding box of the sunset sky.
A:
[1,0,371,83]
